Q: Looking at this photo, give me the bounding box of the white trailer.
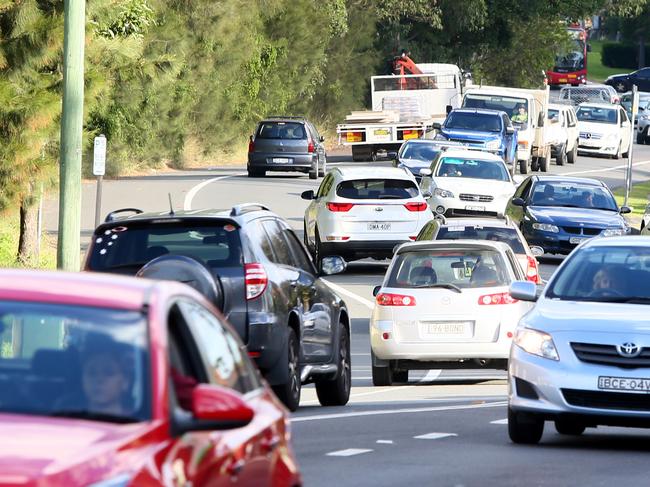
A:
[337,64,463,162]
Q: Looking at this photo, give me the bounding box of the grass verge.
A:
[0,209,57,269]
[588,40,625,84]
[614,180,650,229]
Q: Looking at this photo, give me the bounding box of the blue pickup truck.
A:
[433,108,518,166]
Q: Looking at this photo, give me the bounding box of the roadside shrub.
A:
[601,42,650,69]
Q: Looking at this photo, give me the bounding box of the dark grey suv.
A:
[83,203,351,411]
[247,117,327,179]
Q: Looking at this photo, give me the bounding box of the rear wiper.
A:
[377,195,403,200]
[413,283,462,293]
[50,410,140,423]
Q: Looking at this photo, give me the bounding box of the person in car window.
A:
[535,185,556,205]
[441,164,461,177]
[591,265,625,295]
[578,191,594,208]
[511,104,528,124]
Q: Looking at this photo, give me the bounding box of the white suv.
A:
[301,167,433,262]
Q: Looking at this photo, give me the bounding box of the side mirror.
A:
[387,151,398,160]
[301,190,315,200]
[509,281,538,302]
[506,126,515,135]
[445,105,453,115]
[538,112,545,127]
[173,384,254,436]
[620,206,632,214]
[419,168,432,177]
[530,246,544,257]
[433,122,442,130]
[512,197,526,207]
[373,285,381,297]
[320,255,347,275]
[319,136,325,142]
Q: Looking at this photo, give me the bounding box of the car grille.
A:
[448,138,485,145]
[459,194,494,203]
[561,227,602,236]
[571,342,650,368]
[579,132,602,140]
[562,388,650,411]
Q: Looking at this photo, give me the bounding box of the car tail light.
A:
[404,202,428,212]
[248,139,255,153]
[308,139,315,153]
[409,236,417,241]
[327,202,354,212]
[478,292,518,305]
[245,263,267,300]
[526,256,540,284]
[376,293,416,306]
[346,132,363,143]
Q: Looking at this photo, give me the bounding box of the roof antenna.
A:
[168,193,175,216]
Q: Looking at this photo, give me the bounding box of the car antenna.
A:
[168,193,175,216]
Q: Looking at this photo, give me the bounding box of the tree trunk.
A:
[17,190,39,267]
[639,34,646,70]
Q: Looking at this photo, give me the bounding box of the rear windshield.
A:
[336,179,419,200]
[435,157,510,182]
[576,106,617,124]
[88,221,243,273]
[387,248,510,289]
[437,225,526,254]
[256,122,306,140]
[400,143,442,162]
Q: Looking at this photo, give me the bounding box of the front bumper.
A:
[248,153,317,171]
[577,138,619,156]
[429,195,508,218]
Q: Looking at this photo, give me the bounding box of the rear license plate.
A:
[427,323,466,335]
[272,157,291,163]
[368,223,391,231]
[374,129,389,136]
[569,236,590,244]
[598,376,650,392]
[559,78,567,83]
[465,205,485,212]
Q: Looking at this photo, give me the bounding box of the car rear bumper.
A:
[320,239,411,260]
[248,153,317,171]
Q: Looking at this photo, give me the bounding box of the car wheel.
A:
[308,164,318,180]
[319,156,327,177]
[540,151,550,172]
[392,369,409,383]
[567,143,577,164]
[508,407,544,444]
[637,131,645,144]
[556,144,566,166]
[519,159,528,174]
[372,363,392,386]
[554,419,586,436]
[303,221,311,252]
[622,145,630,158]
[612,142,621,160]
[315,323,351,406]
[615,81,627,92]
[272,328,301,412]
[247,167,264,177]
[312,228,323,268]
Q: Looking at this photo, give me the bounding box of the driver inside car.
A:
[591,265,625,296]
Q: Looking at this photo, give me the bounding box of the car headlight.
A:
[514,328,559,361]
[602,228,626,237]
[485,140,501,150]
[434,187,454,198]
[532,223,559,233]
[88,475,132,487]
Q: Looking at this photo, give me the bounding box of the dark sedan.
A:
[605,67,650,93]
[505,176,631,254]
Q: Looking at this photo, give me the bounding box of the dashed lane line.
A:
[321,279,375,309]
[326,448,373,457]
[376,440,394,444]
[414,432,458,440]
[183,173,247,210]
[490,418,508,425]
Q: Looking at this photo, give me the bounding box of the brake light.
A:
[327,202,354,212]
[308,139,315,153]
[526,256,540,284]
[404,202,428,212]
[478,292,518,305]
[346,132,363,143]
[248,139,255,153]
[245,263,267,300]
[376,293,416,306]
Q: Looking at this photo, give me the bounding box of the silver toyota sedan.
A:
[507,236,650,444]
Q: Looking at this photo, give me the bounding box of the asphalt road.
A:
[43,143,650,486]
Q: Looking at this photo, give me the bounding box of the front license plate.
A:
[569,237,590,244]
[272,157,291,163]
[368,223,391,231]
[465,205,485,212]
[426,323,467,335]
[598,376,650,392]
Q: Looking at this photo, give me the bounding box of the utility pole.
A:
[57,0,86,271]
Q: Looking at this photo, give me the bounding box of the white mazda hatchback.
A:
[301,167,433,263]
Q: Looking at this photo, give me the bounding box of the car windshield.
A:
[0,302,149,421]
[546,246,650,303]
[88,221,243,273]
[444,112,502,132]
[387,248,510,289]
[336,179,419,200]
[576,106,617,124]
[437,225,526,254]
[555,40,585,70]
[530,181,617,210]
[548,109,559,122]
[256,122,306,139]
[462,95,528,128]
[400,143,441,162]
[435,157,510,182]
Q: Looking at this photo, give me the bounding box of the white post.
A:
[93,134,107,228]
[624,85,638,208]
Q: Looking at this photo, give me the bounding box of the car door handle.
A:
[226,458,246,477]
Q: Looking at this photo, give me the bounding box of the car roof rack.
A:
[104,208,143,223]
[230,203,271,217]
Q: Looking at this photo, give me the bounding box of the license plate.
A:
[368,223,391,231]
[598,376,650,392]
[272,158,290,163]
[374,129,389,136]
[427,323,466,335]
[559,78,567,83]
[465,205,485,212]
[570,237,590,244]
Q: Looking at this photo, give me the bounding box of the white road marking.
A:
[376,440,394,444]
[414,432,458,440]
[321,279,375,309]
[490,418,508,425]
[300,385,418,405]
[183,173,247,210]
[326,448,373,457]
[352,353,371,356]
[291,400,507,422]
[418,369,442,383]
[560,159,650,177]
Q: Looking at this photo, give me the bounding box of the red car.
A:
[0,270,301,487]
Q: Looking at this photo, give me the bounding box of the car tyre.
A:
[554,419,586,436]
[567,143,577,164]
[318,157,327,177]
[556,144,566,166]
[272,328,301,412]
[312,228,323,268]
[508,407,544,444]
[247,167,265,177]
[519,159,528,175]
[392,369,408,383]
[308,165,318,180]
[372,363,392,386]
[615,81,628,93]
[612,143,622,160]
[540,151,550,172]
[315,323,351,406]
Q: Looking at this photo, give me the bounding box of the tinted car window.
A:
[444,112,502,132]
[336,179,419,200]
[317,174,334,198]
[437,225,526,254]
[576,106,618,124]
[247,220,276,262]
[530,182,617,210]
[436,157,509,182]
[261,220,293,266]
[256,122,306,140]
[283,229,315,273]
[400,143,442,162]
[387,248,510,289]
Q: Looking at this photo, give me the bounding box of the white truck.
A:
[460,85,552,174]
[337,63,464,162]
